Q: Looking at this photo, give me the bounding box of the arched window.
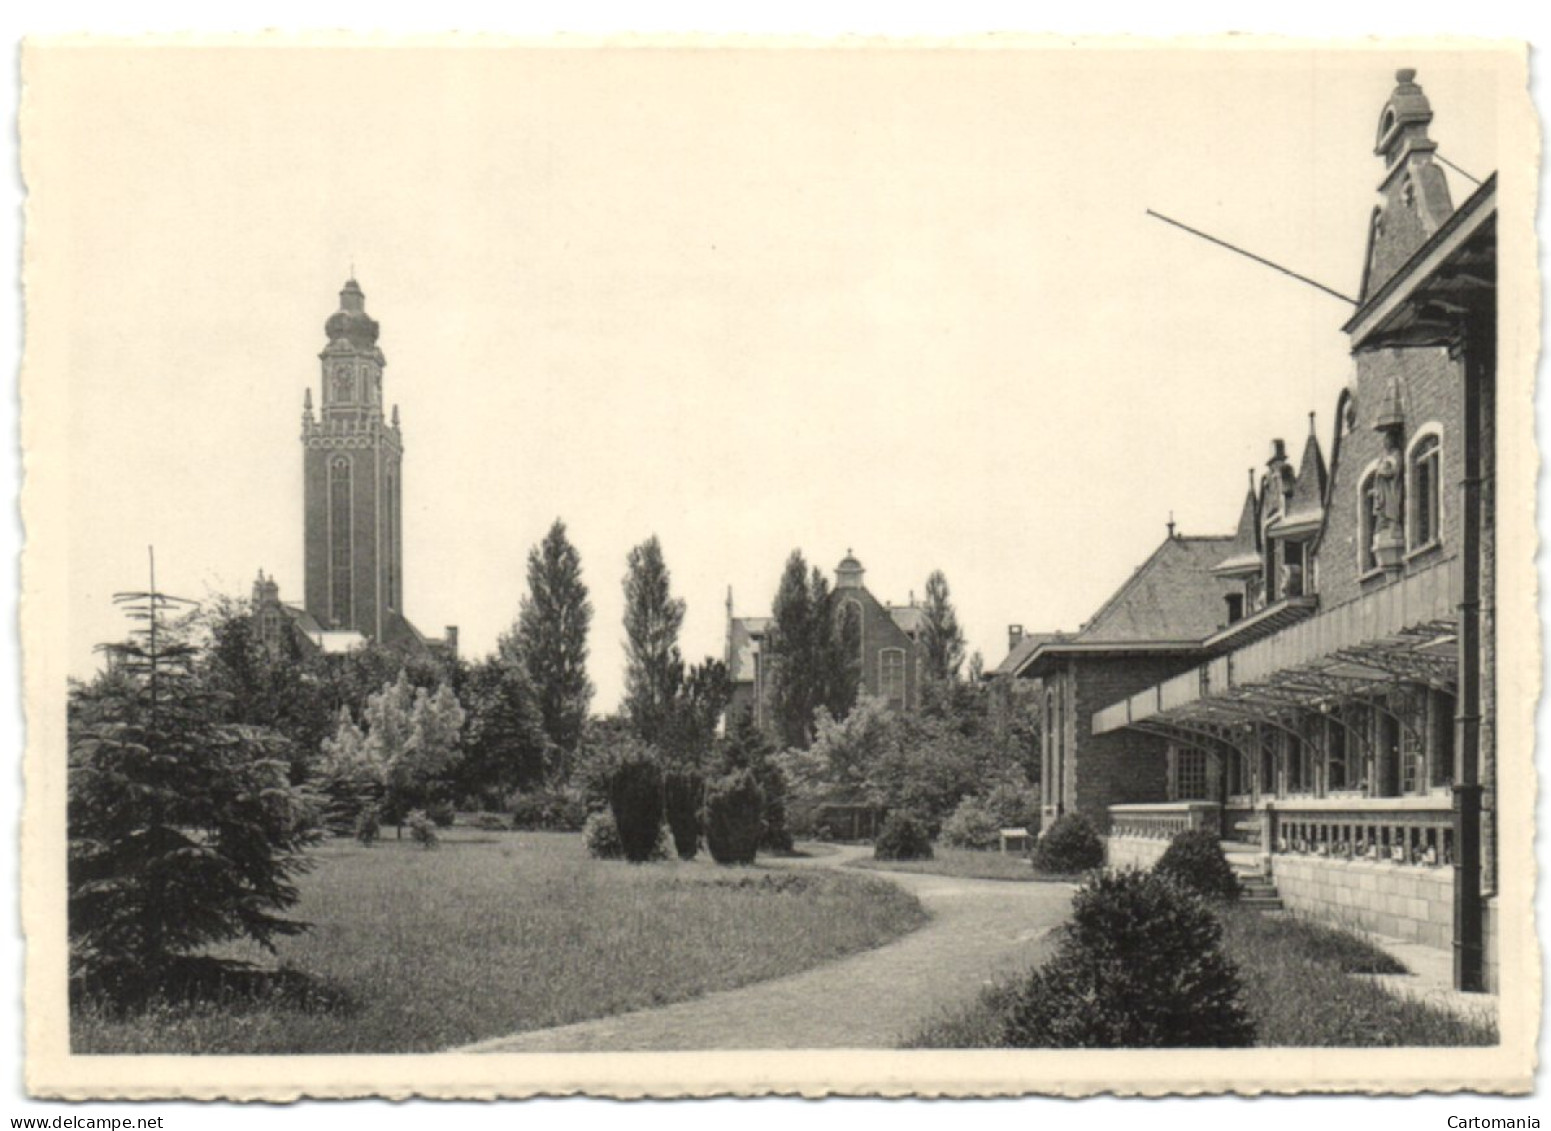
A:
[1408,428,1442,552]
[879,648,906,708]
[329,456,353,626]
[1358,466,1379,574]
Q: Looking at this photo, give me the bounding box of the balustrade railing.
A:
[1108,802,1220,841]
[1269,802,1454,867]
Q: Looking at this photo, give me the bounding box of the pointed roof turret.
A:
[1213,468,1263,578]
[1272,413,1329,538]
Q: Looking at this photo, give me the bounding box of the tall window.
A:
[329,456,352,627]
[1409,432,1442,551]
[1358,469,1379,574]
[1326,712,1349,792]
[1174,747,1209,801]
[386,468,397,608]
[1430,688,1455,789]
[879,648,906,708]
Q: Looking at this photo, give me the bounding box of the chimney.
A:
[1008,624,1024,653]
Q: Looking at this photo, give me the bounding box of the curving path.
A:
[457,845,1073,1052]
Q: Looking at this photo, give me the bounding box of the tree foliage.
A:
[765,551,862,749]
[68,583,319,1004]
[509,518,593,766]
[919,569,966,683]
[663,768,704,861]
[621,535,686,748]
[317,672,466,834]
[455,655,550,801]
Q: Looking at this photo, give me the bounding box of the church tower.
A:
[301,279,404,639]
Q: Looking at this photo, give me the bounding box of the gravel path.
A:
[457,846,1072,1052]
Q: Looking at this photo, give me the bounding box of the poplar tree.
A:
[621,535,686,747]
[508,519,593,768]
[920,569,967,683]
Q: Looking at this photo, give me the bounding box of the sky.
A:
[34,45,1511,713]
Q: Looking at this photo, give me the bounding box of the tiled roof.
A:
[1214,485,1262,576]
[992,631,1068,676]
[1076,535,1235,644]
[888,605,924,634]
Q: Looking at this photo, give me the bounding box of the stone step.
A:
[1240,896,1285,911]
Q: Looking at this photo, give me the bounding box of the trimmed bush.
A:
[663,769,704,861]
[1002,868,1255,1048]
[609,749,666,864]
[874,812,934,861]
[940,797,1001,850]
[1032,812,1104,874]
[1155,829,1240,902]
[705,770,763,865]
[583,810,624,860]
[406,810,439,850]
[353,805,381,847]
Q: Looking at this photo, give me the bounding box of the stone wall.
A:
[1104,835,1170,872]
[1272,855,1453,949]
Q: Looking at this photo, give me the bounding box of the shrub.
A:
[425,800,457,828]
[406,810,439,850]
[874,812,934,861]
[471,811,509,832]
[663,769,704,861]
[609,748,666,863]
[1002,868,1254,1048]
[1155,829,1240,901]
[981,781,1040,834]
[705,770,763,865]
[583,810,624,860]
[506,785,588,832]
[353,805,381,847]
[940,797,1001,850]
[1032,812,1104,874]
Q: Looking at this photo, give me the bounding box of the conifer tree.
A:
[68,558,319,1003]
[920,569,967,682]
[508,518,593,768]
[621,535,686,747]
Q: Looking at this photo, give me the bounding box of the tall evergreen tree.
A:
[507,518,593,768]
[69,568,318,1003]
[767,552,861,748]
[767,550,819,749]
[920,569,967,682]
[621,535,686,747]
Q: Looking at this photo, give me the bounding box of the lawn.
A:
[847,846,1044,883]
[904,907,1497,1048]
[72,829,926,1054]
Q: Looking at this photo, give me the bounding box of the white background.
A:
[2,2,1547,1127]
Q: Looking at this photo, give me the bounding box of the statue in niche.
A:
[1368,429,1406,568]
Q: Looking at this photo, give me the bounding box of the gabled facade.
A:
[1083,71,1497,991]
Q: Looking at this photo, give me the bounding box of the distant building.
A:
[253,279,456,660]
[725,551,926,729]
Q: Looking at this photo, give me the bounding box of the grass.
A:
[905,906,1497,1048]
[72,829,926,1054]
[848,846,1042,883]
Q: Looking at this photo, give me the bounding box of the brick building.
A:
[1045,71,1497,992]
[726,551,925,728]
[253,279,456,660]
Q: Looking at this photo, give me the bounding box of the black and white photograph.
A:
[12,29,1542,1104]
